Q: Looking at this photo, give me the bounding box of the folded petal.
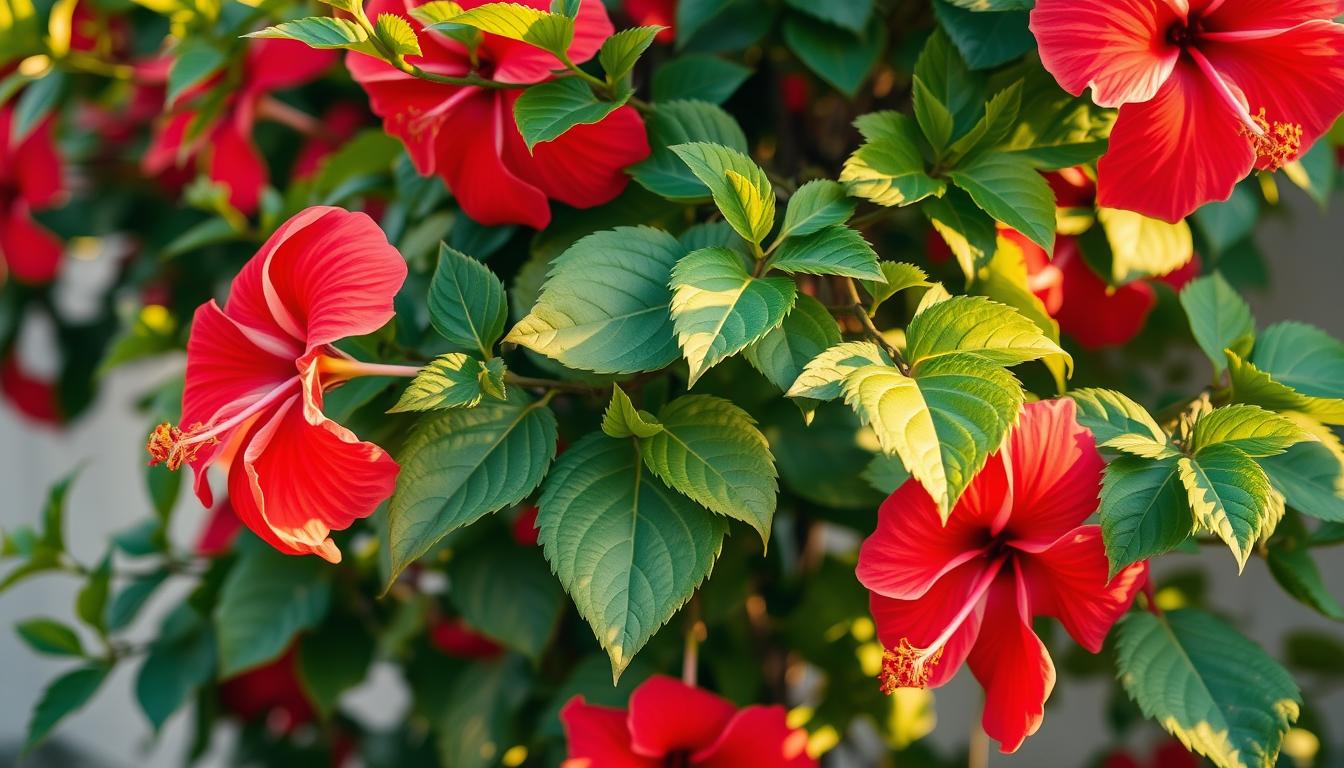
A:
[1204,0,1344,33]
[235,396,398,562]
[483,0,613,84]
[514,102,650,210]
[1020,526,1147,652]
[0,204,63,284]
[181,301,296,432]
[1031,0,1181,107]
[692,706,816,768]
[1201,21,1344,165]
[868,560,989,689]
[1052,240,1157,349]
[560,697,656,768]
[1001,400,1106,548]
[244,38,336,93]
[857,477,996,601]
[440,92,552,228]
[627,676,736,757]
[967,568,1056,754]
[208,120,268,216]
[1097,59,1256,222]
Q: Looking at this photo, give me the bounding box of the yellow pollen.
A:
[1241,108,1302,171]
[878,638,944,694]
[145,422,217,471]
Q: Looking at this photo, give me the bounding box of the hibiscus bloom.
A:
[1031,0,1344,222]
[430,617,503,658]
[624,0,676,43]
[562,675,816,767]
[0,106,64,285]
[146,206,409,563]
[1103,739,1202,768]
[0,352,61,424]
[218,645,316,732]
[144,40,335,215]
[856,400,1148,752]
[346,0,650,229]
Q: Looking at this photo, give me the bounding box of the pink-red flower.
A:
[857,400,1148,753]
[0,352,61,424]
[1031,0,1344,222]
[146,206,407,563]
[0,106,65,286]
[624,0,676,43]
[562,675,816,768]
[347,0,650,229]
[144,40,335,215]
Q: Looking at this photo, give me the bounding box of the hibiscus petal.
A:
[243,38,336,93]
[1201,21,1344,165]
[0,204,63,284]
[142,111,193,176]
[208,120,268,216]
[560,697,656,768]
[1051,239,1157,349]
[181,301,296,432]
[195,500,243,556]
[1001,400,1106,548]
[1203,0,1344,33]
[515,103,650,211]
[345,53,467,177]
[1030,0,1182,107]
[967,568,1056,754]
[1020,525,1148,652]
[236,397,398,562]
[0,352,61,424]
[440,92,552,228]
[13,117,63,208]
[627,676,737,757]
[868,560,989,689]
[691,706,816,768]
[1097,59,1256,222]
[484,0,614,84]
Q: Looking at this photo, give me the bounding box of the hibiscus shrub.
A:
[4,0,1344,766]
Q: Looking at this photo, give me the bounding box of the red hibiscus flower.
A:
[856,400,1148,753]
[562,675,816,767]
[347,0,650,229]
[1103,739,1202,768]
[218,645,316,732]
[0,106,65,285]
[144,40,335,215]
[430,617,503,658]
[0,351,61,425]
[195,499,243,556]
[624,0,676,43]
[146,206,408,563]
[1031,0,1344,222]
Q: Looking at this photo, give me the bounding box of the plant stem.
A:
[968,717,989,768]
[840,277,908,371]
[503,373,606,395]
[683,594,702,687]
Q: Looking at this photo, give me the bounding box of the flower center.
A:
[1166,20,1197,47]
[1241,108,1303,171]
[146,374,302,470]
[877,554,1009,694]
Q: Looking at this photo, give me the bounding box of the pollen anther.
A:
[1242,108,1303,171]
[879,638,944,694]
[146,421,217,471]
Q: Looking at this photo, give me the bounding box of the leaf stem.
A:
[503,373,606,394]
[840,277,908,372]
[683,593,702,687]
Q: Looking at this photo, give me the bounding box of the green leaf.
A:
[375,12,421,56]
[513,77,628,149]
[389,353,495,413]
[904,294,1068,373]
[843,354,1023,515]
[651,55,750,105]
[407,0,464,24]
[778,180,856,240]
[913,28,984,134]
[783,14,885,97]
[630,100,748,200]
[783,0,871,32]
[770,224,883,281]
[932,2,1033,70]
[922,186,999,278]
[41,471,75,554]
[643,395,778,543]
[744,293,842,404]
[449,540,564,660]
[1282,138,1336,209]
[507,227,683,373]
[1194,184,1260,256]
[670,142,775,244]
[25,663,110,752]
[912,77,954,151]
[972,231,1069,391]
[670,246,798,386]
[213,547,332,676]
[602,386,663,439]
[841,112,945,206]
[550,0,579,16]
[946,151,1056,251]
[430,2,573,57]
[75,555,111,634]
[11,70,64,143]
[246,17,378,56]
[107,572,168,632]
[436,658,528,768]
[947,81,1023,162]
[537,433,727,678]
[1252,322,1344,402]
[1100,456,1193,576]
[675,0,772,52]
[1191,404,1313,458]
[297,617,374,716]
[863,262,930,314]
[1096,207,1194,285]
[1000,60,1114,170]
[1179,444,1275,571]
[388,392,557,581]
[787,341,892,401]
[16,618,84,657]
[1116,609,1301,768]
[1267,514,1343,620]
[599,25,662,81]
[1262,424,1344,523]
[1180,273,1256,376]
[429,243,508,357]
[136,605,215,730]
[167,43,224,105]
[1104,434,1181,460]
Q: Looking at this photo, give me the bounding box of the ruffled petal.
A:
[208,120,268,216]
[868,560,989,689]
[235,396,398,562]
[1020,525,1148,652]
[1096,58,1256,222]
[627,676,736,757]
[1052,238,1157,349]
[1001,399,1105,548]
[1030,0,1181,107]
[967,567,1056,754]
[1203,0,1344,33]
[1201,21,1344,166]
[181,301,296,432]
[691,706,817,768]
[482,0,613,84]
[560,697,656,768]
[513,102,650,210]
[0,204,63,284]
[243,38,336,93]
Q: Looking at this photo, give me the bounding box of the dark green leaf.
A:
[651,54,751,104]
[429,243,508,357]
[25,663,110,751]
[16,618,84,657]
[213,547,332,676]
[448,541,564,660]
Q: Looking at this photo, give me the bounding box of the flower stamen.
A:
[1241,108,1302,171]
[146,422,217,470]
